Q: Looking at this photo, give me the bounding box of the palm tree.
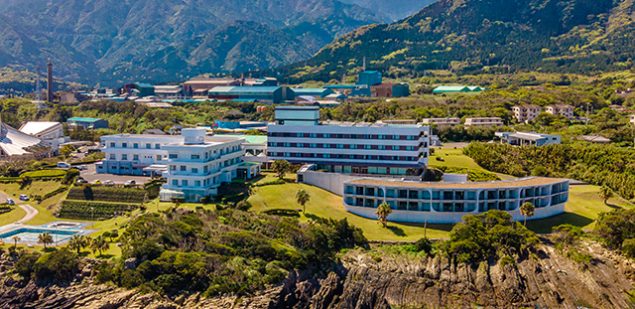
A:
[90,236,109,257]
[68,235,88,254]
[11,236,20,249]
[38,233,54,249]
[376,202,393,228]
[296,189,310,213]
[519,201,535,226]
[599,185,613,205]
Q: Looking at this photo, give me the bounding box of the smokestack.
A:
[47,59,53,102]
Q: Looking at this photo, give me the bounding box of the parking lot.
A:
[79,163,152,185]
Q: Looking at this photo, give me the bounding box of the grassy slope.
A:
[0,207,26,226]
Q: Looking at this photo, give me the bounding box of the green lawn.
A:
[1,180,63,199]
[248,178,451,242]
[527,185,633,233]
[0,207,26,226]
[429,147,486,171]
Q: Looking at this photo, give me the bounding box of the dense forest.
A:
[464,143,635,200]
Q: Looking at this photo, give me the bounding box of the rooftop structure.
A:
[370,83,410,98]
[183,76,240,97]
[268,106,430,176]
[358,70,382,87]
[432,85,484,94]
[464,117,503,127]
[290,88,333,99]
[154,85,183,99]
[495,132,561,146]
[420,118,461,128]
[578,135,611,144]
[0,122,45,157]
[19,121,69,151]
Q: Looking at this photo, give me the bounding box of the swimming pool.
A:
[0,227,82,245]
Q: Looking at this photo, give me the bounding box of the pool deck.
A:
[0,221,92,245]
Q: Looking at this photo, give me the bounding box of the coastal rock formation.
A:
[0,241,632,308]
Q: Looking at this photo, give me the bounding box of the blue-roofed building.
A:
[208,86,284,103]
[66,117,109,129]
[124,83,155,97]
[358,71,382,87]
[290,88,333,99]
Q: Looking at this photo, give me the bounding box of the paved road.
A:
[80,163,151,185]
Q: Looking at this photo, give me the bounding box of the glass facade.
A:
[343,181,569,213]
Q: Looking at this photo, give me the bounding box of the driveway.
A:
[17,205,38,224]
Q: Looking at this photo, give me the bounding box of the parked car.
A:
[103,180,115,186]
[124,180,136,187]
[6,198,15,205]
[76,165,88,171]
[56,162,71,169]
[76,178,88,184]
[19,194,29,201]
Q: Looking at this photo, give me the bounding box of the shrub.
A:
[33,249,80,283]
[622,238,635,258]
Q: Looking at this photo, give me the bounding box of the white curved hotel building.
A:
[341,177,569,224]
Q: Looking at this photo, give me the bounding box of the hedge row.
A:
[67,186,146,203]
[0,205,12,214]
[58,200,138,220]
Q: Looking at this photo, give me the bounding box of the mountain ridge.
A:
[0,0,385,85]
[281,0,635,82]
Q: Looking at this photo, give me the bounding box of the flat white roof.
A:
[19,122,61,135]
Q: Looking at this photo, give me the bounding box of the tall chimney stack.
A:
[47,59,53,102]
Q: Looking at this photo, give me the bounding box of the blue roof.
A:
[135,82,154,88]
[325,84,359,89]
[67,117,103,123]
[292,88,328,93]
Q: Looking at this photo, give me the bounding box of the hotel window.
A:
[192,168,198,173]
[109,154,115,160]
[156,155,162,161]
[172,180,178,186]
[170,165,176,171]
[133,154,139,161]
[110,142,115,147]
[133,143,139,149]
[192,154,200,159]
[180,166,186,171]
[146,143,151,149]
[121,154,128,160]
[182,180,188,186]
[122,143,127,148]
[155,144,160,149]
[195,180,201,187]
[169,154,178,159]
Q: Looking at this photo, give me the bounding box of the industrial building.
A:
[208,86,284,103]
[19,122,69,151]
[432,85,484,94]
[267,106,430,176]
[66,117,109,129]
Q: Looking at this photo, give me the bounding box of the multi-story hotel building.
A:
[545,104,574,119]
[159,129,254,202]
[512,105,541,123]
[420,118,461,128]
[340,177,569,224]
[98,134,180,176]
[267,106,430,176]
[464,117,504,127]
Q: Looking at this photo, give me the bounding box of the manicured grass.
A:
[527,185,634,233]
[21,169,66,178]
[1,181,63,199]
[429,147,486,171]
[248,178,451,241]
[0,207,26,226]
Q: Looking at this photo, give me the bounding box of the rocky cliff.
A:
[0,241,633,308]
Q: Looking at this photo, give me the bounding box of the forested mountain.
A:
[283,0,635,82]
[340,0,436,21]
[0,0,384,85]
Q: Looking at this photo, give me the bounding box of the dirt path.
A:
[17,204,38,224]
